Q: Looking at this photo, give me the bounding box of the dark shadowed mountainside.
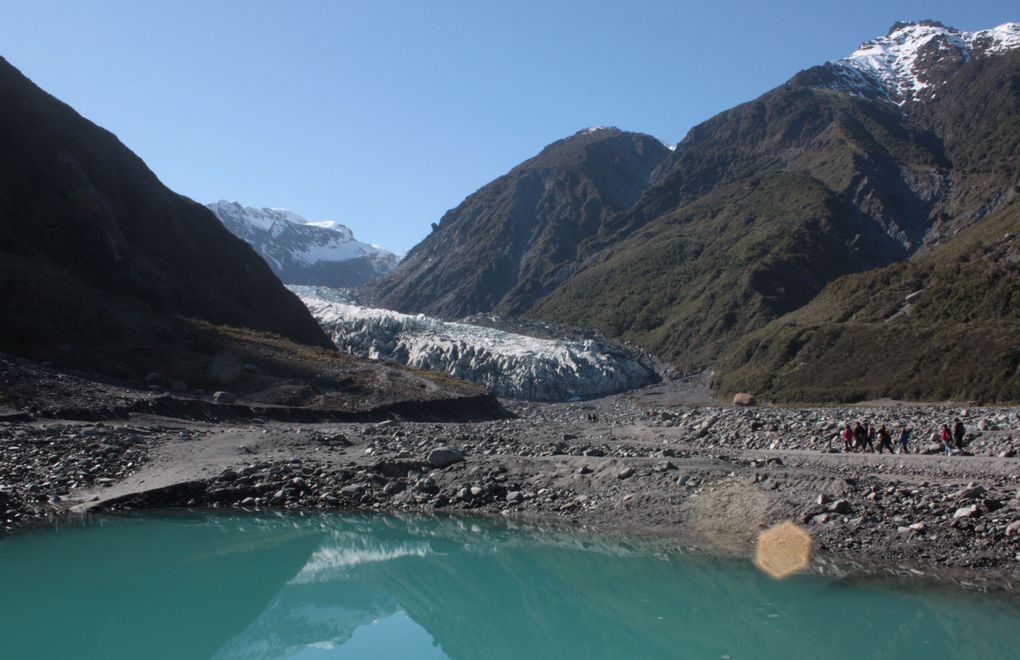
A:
[0,55,331,366]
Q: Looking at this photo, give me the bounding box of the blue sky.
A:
[1,1,1015,252]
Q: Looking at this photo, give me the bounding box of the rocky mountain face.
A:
[207,201,399,288]
[0,55,331,374]
[829,21,1020,105]
[362,128,671,317]
[365,21,1020,399]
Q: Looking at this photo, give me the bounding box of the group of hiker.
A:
[840,418,966,455]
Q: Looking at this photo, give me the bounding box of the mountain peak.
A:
[886,20,948,36]
[207,202,398,288]
[830,20,1020,103]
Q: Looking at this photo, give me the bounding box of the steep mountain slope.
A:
[208,201,398,288]
[0,55,340,382]
[714,199,1020,403]
[365,21,1019,395]
[362,128,671,317]
[529,23,1020,366]
[530,172,904,367]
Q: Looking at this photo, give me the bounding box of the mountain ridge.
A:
[362,127,671,317]
[363,20,1020,401]
[207,201,398,289]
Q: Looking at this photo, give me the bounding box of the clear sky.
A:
[1,1,1015,252]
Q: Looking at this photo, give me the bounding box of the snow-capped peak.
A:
[832,21,1020,103]
[207,200,399,288]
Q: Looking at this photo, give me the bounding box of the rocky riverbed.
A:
[3,361,1020,587]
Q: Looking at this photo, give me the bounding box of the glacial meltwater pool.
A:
[0,513,1018,659]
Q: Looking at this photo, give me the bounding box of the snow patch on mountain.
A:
[208,201,399,288]
[832,21,1020,102]
[290,285,658,402]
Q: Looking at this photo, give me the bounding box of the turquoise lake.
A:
[0,512,1018,659]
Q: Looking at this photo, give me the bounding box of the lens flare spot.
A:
[755,521,812,579]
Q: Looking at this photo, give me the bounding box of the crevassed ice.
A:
[290,286,657,402]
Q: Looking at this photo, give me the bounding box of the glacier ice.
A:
[290,286,658,402]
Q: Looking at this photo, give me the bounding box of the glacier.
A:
[290,286,659,402]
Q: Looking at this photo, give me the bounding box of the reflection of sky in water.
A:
[2,513,1020,660]
[288,612,446,660]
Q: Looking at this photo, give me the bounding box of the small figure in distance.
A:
[953,417,966,450]
[876,424,893,454]
[862,423,876,453]
[853,421,866,452]
[898,427,910,454]
[842,423,853,453]
[940,423,953,456]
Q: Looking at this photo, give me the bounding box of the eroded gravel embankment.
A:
[3,376,1020,588]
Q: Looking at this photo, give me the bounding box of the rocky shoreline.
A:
[3,367,1020,589]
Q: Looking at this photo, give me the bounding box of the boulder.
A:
[426,447,465,468]
[953,505,979,520]
[617,467,635,479]
[212,391,236,404]
[732,393,757,406]
[954,485,986,501]
[828,499,852,514]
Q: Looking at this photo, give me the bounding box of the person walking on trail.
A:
[898,427,910,454]
[877,424,893,454]
[862,424,876,452]
[953,418,966,450]
[853,422,866,452]
[940,424,954,456]
[842,424,854,452]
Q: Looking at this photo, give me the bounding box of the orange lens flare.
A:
[755,521,812,579]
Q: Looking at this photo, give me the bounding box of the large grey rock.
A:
[426,447,464,468]
[953,505,979,519]
[212,391,237,404]
[828,499,852,514]
[954,485,986,501]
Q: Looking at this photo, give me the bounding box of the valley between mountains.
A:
[1,19,1020,584]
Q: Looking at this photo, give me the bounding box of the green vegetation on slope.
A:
[530,171,902,367]
[714,200,1020,403]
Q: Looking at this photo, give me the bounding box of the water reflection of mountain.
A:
[4,513,1018,659]
[208,514,1020,660]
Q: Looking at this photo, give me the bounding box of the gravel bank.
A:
[3,365,1020,588]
